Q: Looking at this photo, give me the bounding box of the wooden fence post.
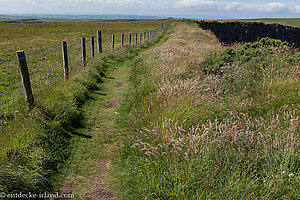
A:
[82,38,86,66]
[140,33,142,43]
[144,32,146,40]
[17,51,34,109]
[62,41,69,80]
[135,33,137,45]
[121,34,124,47]
[129,33,132,45]
[91,36,95,58]
[112,34,115,50]
[97,31,102,54]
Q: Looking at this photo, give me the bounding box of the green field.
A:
[0,20,164,61]
[0,14,163,23]
[0,19,166,195]
[236,18,300,27]
[0,18,299,199]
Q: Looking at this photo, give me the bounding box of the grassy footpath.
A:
[52,29,170,199]
[113,21,299,199]
[56,60,130,199]
[0,20,169,196]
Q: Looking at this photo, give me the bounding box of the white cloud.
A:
[0,0,299,17]
[25,0,42,5]
[174,0,297,13]
[224,2,240,11]
[175,0,217,8]
[65,0,138,4]
[237,2,287,12]
[289,5,300,13]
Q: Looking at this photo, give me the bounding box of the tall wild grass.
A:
[115,21,299,199]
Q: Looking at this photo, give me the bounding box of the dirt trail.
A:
[57,21,170,200]
[84,159,115,200]
[58,61,130,199]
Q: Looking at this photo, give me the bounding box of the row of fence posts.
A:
[16,20,170,110]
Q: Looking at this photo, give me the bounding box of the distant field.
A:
[0,20,164,61]
[236,18,300,27]
[0,16,162,24]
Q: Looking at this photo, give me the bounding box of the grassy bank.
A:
[0,21,168,195]
[114,21,299,199]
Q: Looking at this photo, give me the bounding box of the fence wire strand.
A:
[0,19,170,137]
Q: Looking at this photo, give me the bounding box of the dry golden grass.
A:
[135,22,223,122]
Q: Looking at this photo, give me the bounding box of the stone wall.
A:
[196,21,300,48]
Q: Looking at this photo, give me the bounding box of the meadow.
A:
[0,18,299,199]
[0,20,163,61]
[0,19,165,194]
[113,21,299,199]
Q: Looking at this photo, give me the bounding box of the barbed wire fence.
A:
[0,19,171,139]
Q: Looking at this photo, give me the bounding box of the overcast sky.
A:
[0,0,299,19]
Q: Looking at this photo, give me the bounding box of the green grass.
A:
[0,20,168,195]
[0,20,165,117]
[53,33,170,199]
[0,20,164,61]
[113,21,299,199]
[1,18,298,199]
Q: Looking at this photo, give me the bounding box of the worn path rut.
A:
[59,61,131,200]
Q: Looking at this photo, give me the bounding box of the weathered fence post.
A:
[121,34,124,47]
[17,51,34,109]
[97,31,102,54]
[144,32,146,40]
[129,33,132,45]
[135,33,137,45]
[91,36,95,58]
[82,38,86,66]
[140,33,142,43]
[62,41,69,80]
[112,34,115,50]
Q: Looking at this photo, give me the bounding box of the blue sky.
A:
[0,0,299,19]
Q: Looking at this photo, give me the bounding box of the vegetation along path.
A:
[56,26,170,198]
[59,20,299,199]
[57,59,132,199]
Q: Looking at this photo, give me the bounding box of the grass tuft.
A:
[113,21,299,199]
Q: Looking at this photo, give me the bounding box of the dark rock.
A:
[196,21,300,48]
